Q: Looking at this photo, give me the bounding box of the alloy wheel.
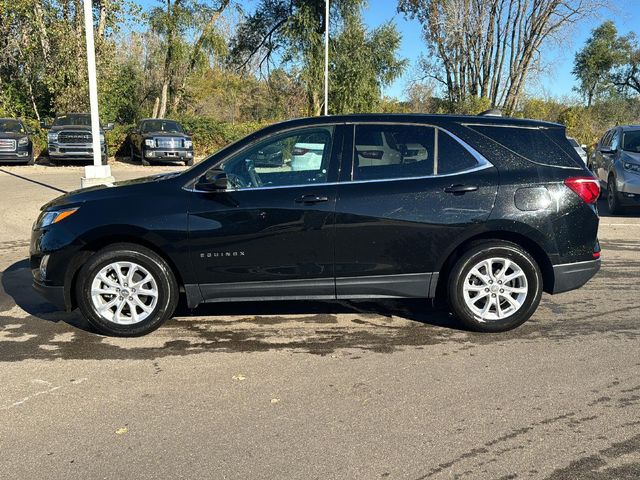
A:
[462,257,528,322]
[90,261,159,325]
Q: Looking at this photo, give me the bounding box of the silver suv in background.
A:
[592,125,640,214]
[41,114,113,165]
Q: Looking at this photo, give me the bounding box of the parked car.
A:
[41,113,112,165]
[31,114,601,337]
[591,125,640,214]
[0,118,33,165]
[567,137,588,164]
[129,119,194,166]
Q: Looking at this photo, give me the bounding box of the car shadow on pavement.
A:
[1,258,480,362]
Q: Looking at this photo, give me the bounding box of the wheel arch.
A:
[434,230,555,300]
[65,234,186,310]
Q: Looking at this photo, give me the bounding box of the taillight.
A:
[564,177,600,204]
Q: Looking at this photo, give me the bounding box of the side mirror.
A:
[601,146,617,154]
[104,122,115,131]
[40,120,50,129]
[195,170,228,192]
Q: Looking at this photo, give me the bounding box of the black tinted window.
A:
[469,125,577,167]
[622,130,640,153]
[141,120,184,133]
[354,125,435,181]
[0,120,25,133]
[438,131,479,174]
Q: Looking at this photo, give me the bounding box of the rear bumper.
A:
[32,280,67,310]
[551,259,601,294]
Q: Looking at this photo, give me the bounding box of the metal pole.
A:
[81,0,113,187]
[324,0,329,116]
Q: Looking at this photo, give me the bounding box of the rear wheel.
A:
[447,241,542,332]
[607,175,624,215]
[76,243,179,336]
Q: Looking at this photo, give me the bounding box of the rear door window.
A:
[352,124,483,181]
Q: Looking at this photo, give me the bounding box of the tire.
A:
[185,157,194,166]
[142,157,151,166]
[76,243,179,336]
[447,240,543,333]
[25,155,34,166]
[607,175,624,215]
[129,143,137,162]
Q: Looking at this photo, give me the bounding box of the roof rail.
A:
[478,109,503,117]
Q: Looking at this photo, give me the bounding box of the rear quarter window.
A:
[467,125,582,168]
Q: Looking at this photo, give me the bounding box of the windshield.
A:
[0,119,25,134]
[141,120,184,134]
[622,130,640,153]
[53,114,92,126]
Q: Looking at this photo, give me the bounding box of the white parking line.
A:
[600,223,640,227]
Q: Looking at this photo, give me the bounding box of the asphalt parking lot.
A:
[1,162,639,480]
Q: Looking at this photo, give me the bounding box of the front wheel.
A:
[76,243,179,336]
[607,176,624,215]
[185,157,194,166]
[447,241,543,332]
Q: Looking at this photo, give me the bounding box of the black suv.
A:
[128,119,194,166]
[42,114,113,165]
[0,118,33,164]
[31,114,601,336]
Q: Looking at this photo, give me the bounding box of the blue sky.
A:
[362,0,639,100]
[137,0,638,101]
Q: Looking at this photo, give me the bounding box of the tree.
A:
[573,21,632,106]
[330,17,406,113]
[230,0,405,115]
[148,0,231,118]
[399,0,606,113]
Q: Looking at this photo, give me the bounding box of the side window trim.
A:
[349,122,491,182]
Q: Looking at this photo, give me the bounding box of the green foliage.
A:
[573,21,633,106]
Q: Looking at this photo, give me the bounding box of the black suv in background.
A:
[591,125,640,214]
[42,114,113,165]
[0,118,33,164]
[128,119,194,166]
[31,114,601,337]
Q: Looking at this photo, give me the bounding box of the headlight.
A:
[184,139,193,149]
[623,162,640,175]
[18,137,29,146]
[47,132,58,143]
[37,207,79,228]
[145,139,155,147]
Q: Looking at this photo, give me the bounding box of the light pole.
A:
[324,0,329,116]
[81,0,114,187]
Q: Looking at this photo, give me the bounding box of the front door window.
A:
[217,127,334,189]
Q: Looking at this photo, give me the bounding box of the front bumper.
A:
[143,148,193,161]
[49,143,106,159]
[0,150,31,162]
[32,280,66,310]
[551,259,601,294]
